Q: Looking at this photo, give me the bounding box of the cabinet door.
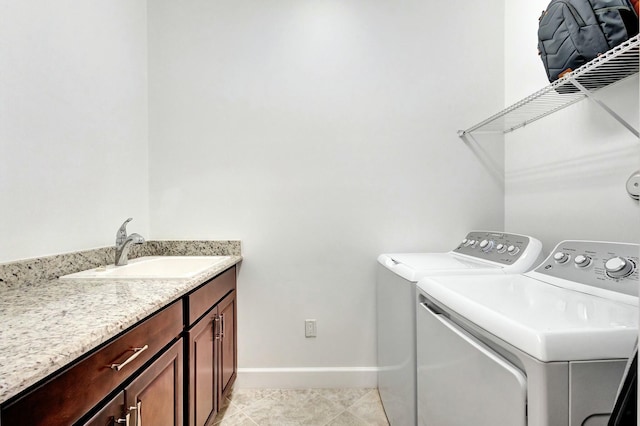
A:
[188,308,217,426]
[125,339,183,426]
[81,391,126,426]
[218,290,237,400]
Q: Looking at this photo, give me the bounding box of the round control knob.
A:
[496,244,506,253]
[605,257,635,278]
[462,238,468,245]
[553,252,570,264]
[464,239,475,247]
[479,240,494,253]
[507,245,520,255]
[574,255,591,268]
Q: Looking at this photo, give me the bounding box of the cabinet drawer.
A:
[1,301,183,426]
[187,266,236,326]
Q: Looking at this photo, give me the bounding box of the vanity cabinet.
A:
[1,301,183,426]
[186,267,237,426]
[0,264,238,426]
[82,339,183,426]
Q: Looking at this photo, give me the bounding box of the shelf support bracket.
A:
[458,131,505,191]
[568,78,640,139]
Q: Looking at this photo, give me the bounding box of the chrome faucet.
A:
[115,218,145,266]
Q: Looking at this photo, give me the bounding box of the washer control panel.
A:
[534,240,639,297]
[453,232,534,265]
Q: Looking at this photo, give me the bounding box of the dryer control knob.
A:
[507,245,519,255]
[605,257,635,278]
[479,240,494,252]
[464,239,475,247]
[553,252,570,264]
[574,255,591,268]
[496,244,506,253]
[462,238,468,245]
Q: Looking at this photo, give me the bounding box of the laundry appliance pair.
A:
[376,231,544,426]
[377,232,639,426]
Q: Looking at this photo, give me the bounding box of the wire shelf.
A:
[459,34,640,137]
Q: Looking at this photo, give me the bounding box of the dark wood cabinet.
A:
[218,291,237,400]
[1,301,183,426]
[81,339,183,426]
[188,310,217,426]
[186,267,237,426]
[1,264,238,426]
[125,339,183,426]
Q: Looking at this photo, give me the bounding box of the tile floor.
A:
[212,388,390,426]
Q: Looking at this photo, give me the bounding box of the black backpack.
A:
[538,0,638,83]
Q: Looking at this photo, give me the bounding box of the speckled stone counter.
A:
[0,244,242,405]
[0,240,241,289]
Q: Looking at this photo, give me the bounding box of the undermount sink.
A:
[60,256,231,280]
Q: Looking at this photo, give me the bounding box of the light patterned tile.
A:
[242,394,343,426]
[227,388,276,410]
[228,388,389,426]
[213,410,258,426]
[213,395,240,423]
[346,389,389,426]
[325,411,370,426]
[313,388,373,410]
[263,388,319,404]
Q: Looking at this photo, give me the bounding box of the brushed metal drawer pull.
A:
[214,315,221,340]
[110,345,149,371]
[129,401,142,426]
[115,412,130,425]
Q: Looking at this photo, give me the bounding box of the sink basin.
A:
[60,256,231,280]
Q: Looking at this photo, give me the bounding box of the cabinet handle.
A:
[115,412,130,426]
[129,401,142,426]
[110,345,149,371]
[220,313,225,339]
[214,315,221,340]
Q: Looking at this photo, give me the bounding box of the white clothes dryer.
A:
[376,231,543,426]
[416,240,639,426]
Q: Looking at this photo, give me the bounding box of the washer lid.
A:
[378,253,502,282]
[417,274,638,362]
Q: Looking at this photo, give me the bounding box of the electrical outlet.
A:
[305,319,317,338]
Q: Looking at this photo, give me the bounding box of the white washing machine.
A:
[376,231,543,426]
[416,240,639,426]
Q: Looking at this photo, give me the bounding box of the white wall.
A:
[504,0,640,250]
[6,0,636,389]
[148,0,505,385]
[0,0,149,262]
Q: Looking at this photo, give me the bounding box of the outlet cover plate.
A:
[305,319,317,337]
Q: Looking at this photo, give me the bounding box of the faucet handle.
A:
[116,217,133,245]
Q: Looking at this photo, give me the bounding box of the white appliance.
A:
[376,231,543,426]
[416,240,639,426]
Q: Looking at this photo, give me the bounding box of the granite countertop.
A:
[0,255,242,405]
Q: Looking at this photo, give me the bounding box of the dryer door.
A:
[417,301,527,426]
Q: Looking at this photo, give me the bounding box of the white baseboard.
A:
[235,367,379,389]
